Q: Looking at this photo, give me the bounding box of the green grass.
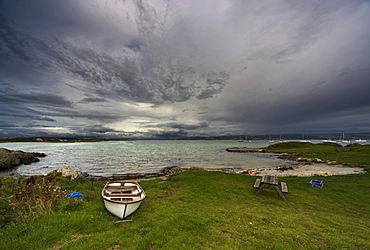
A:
[267,142,370,165]
[1,169,370,249]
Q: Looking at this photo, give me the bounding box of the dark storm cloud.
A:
[0,82,125,127]
[0,0,370,138]
[167,122,209,131]
[79,97,108,104]
[196,72,229,99]
[70,124,122,135]
[226,0,363,63]
[0,122,124,139]
[212,66,370,134]
[0,113,55,122]
[0,91,73,108]
[0,83,73,125]
[0,2,227,106]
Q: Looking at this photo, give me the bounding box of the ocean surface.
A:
[0,139,350,177]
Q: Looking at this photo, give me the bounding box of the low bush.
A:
[2,177,66,224]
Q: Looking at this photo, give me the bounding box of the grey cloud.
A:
[215,71,370,134]
[79,97,108,103]
[1,0,370,138]
[226,0,363,63]
[135,121,210,139]
[0,113,55,122]
[5,93,73,108]
[0,83,74,124]
[0,2,229,106]
[71,125,121,135]
[151,130,189,139]
[338,68,354,76]
[1,1,138,49]
[168,122,209,131]
[196,72,229,100]
[0,123,124,139]
[0,122,14,128]
[0,85,126,128]
[0,84,73,112]
[0,15,31,62]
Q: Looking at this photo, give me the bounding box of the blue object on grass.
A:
[65,192,85,198]
[309,180,324,188]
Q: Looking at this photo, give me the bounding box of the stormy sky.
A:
[0,0,370,139]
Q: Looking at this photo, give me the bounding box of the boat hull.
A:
[102,199,143,219]
[102,181,146,219]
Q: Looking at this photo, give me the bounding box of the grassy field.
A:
[267,142,370,166]
[1,142,370,249]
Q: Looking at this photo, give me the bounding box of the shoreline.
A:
[243,162,365,177]
[4,162,364,181]
[182,162,365,177]
[225,145,366,177]
[89,161,365,181]
[1,160,366,180]
[1,143,367,179]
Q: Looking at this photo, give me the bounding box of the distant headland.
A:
[0,133,369,142]
[0,137,130,143]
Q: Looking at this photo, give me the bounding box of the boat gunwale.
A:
[102,181,146,205]
[102,197,144,205]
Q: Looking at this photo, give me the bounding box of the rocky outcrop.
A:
[0,148,46,171]
[55,167,88,180]
[87,166,190,181]
[226,147,269,153]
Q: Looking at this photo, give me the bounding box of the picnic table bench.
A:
[254,175,288,201]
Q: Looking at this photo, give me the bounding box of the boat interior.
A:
[103,182,144,202]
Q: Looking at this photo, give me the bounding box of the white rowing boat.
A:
[102,181,146,222]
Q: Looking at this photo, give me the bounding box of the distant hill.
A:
[169,133,370,140]
[0,137,130,143]
[0,133,369,142]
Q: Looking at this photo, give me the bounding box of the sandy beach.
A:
[249,163,365,177]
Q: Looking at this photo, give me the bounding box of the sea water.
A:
[1,140,295,177]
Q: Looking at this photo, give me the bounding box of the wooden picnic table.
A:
[254,175,288,201]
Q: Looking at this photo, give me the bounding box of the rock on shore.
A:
[53,166,88,180]
[0,148,46,171]
[86,166,187,180]
[226,147,269,153]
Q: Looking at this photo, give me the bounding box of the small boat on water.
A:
[321,139,337,143]
[354,139,367,143]
[339,133,351,143]
[102,181,146,222]
[300,133,310,142]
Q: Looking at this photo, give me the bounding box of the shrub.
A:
[7,177,66,223]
